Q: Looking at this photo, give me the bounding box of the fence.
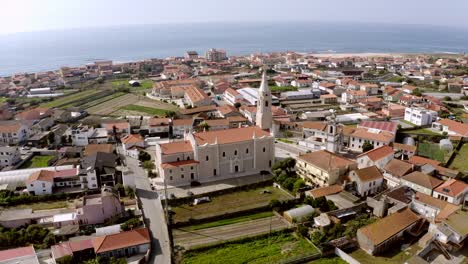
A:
[335,247,361,264]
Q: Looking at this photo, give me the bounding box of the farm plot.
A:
[86,94,139,115]
[80,92,125,109]
[41,90,103,108]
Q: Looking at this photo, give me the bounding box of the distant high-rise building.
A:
[205,48,227,62]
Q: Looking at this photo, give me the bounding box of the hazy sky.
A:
[1,0,468,34]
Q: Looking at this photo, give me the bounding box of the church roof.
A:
[193,126,271,145]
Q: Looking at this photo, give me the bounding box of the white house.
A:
[349,166,384,197]
[410,192,457,222]
[172,119,193,136]
[432,179,468,205]
[349,128,395,153]
[26,170,54,195]
[356,145,394,169]
[223,88,243,106]
[0,146,21,169]
[433,209,467,249]
[401,171,443,196]
[121,134,146,159]
[404,107,437,126]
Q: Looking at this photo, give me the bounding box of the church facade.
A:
[155,72,275,186]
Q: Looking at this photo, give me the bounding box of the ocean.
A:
[0,21,467,76]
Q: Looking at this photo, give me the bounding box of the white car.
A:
[193,197,211,205]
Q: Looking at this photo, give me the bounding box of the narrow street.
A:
[124,155,172,264]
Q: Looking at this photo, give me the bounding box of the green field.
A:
[270,86,298,92]
[112,79,153,90]
[417,142,450,163]
[172,186,291,223]
[449,143,468,172]
[350,245,421,264]
[40,90,102,108]
[120,104,172,117]
[401,128,440,135]
[183,232,320,264]
[20,155,55,169]
[308,257,347,264]
[81,92,125,109]
[182,211,274,231]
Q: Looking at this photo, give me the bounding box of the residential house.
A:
[172,119,193,136]
[121,134,146,159]
[349,127,395,152]
[51,239,94,264]
[0,120,30,145]
[0,246,39,264]
[26,169,81,195]
[0,146,21,169]
[341,90,367,103]
[383,159,413,188]
[184,86,211,108]
[223,88,243,106]
[357,208,421,255]
[103,121,131,137]
[70,125,108,146]
[26,170,55,195]
[432,179,468,205]
[401,171,443,196]
[76,187,124,225]
[295,150,357,187]
[83,144,113,157]
[356,145,394,169]
[433,209,468,251]
[145,118,171,137]
[410,192,459,222]
[93,228,151,259]
[382,103,406,118]
[80,152,118,189]
[431,119,468,137]
[349,166,384,196]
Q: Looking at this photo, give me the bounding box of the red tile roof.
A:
[193,126,271,145]
[0,246,36,262]
[408,156,441,167]
[302,121,327,131]
[161,160,199,169]
[353,166,384,182]
[27,170,55,183]
[51,239,93,259]
[93,228,150,254]
[402,171,443,190]
[298,150,356,171]
[358,121,398,134]
[308,185,343,198]
[357,145,394,161]
[351,128,394,143]
[437,119,468,137]
[148,118,171,127]
[159,140,193,155]
[121,134,144,144]
[434,179,468,197]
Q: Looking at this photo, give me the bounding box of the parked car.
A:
[193,196,210,205]
[22,146,31,150]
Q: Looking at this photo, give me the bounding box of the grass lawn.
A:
[40,90,102,108]
[350,244,421,264]
[5,200,70,211]
[400,119,416,127]
[417,142,450,163]
[0,97,7,103]
[81,92,125,109]
[112,79,153,91]
[182,211,274,231]
[270,86,298,92]
[277,138,294,144]
[401,128,440,135]
[120,104,172,117]
[172,186,291,223]
[307,257,347,264]
[183,232,320,264]
[20,155,54,169]
[449,143,468,172]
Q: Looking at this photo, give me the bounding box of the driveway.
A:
[125,155,171,264]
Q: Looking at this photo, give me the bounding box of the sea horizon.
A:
[1,21,467,76]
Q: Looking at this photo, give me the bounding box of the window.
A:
[234,150,237,156]
[246,148,249,154]
[190,166,193,170]
[30,184,33,187]
[181,175,184,179]
[177,157,180,162]
[42,183,45,188]
[181,168,184,171]
[169,170,172,173]
[213,169,217,176]
[269,160,272,167]
[222,152,225,157]
[187,156,190,160]
[265,101,269,107]
[170,176,173,181]
[92,184,97,187]
[263,147,266,152]
[191,173,194,179]
[206,155,209,161]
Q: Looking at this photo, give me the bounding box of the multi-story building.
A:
[70,125,108,146]
[349,127,395,152]
[0,121,30,145]
[404,107,438,126]
[401,171,443,196]
[296,150,357,187]
[223,88,243,106]
[349,166,384,197]
[432,179,468,205]
[184,86,211,107]
[356,145,394,169]
[205,48,227,62]
[0,146,21,168]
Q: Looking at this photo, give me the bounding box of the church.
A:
[155,72,275,186]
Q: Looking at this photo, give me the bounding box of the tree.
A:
[293,179,306,194]
[143,160,155,171]
[47,132,55,145]
[57,255,73,264]
[362,141,374,152]
[125,186,135,198]
[138,151,151,162]
[412,88,422,97]
[443,96,452,101]
[165,111,177,118]
[199,122,210,132]
[234,102,241,109]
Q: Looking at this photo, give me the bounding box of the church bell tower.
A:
[256,71,273,130]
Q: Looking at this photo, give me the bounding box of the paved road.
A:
[423,92,464,100]
[173,215,288,249]
[125,155,171,264]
